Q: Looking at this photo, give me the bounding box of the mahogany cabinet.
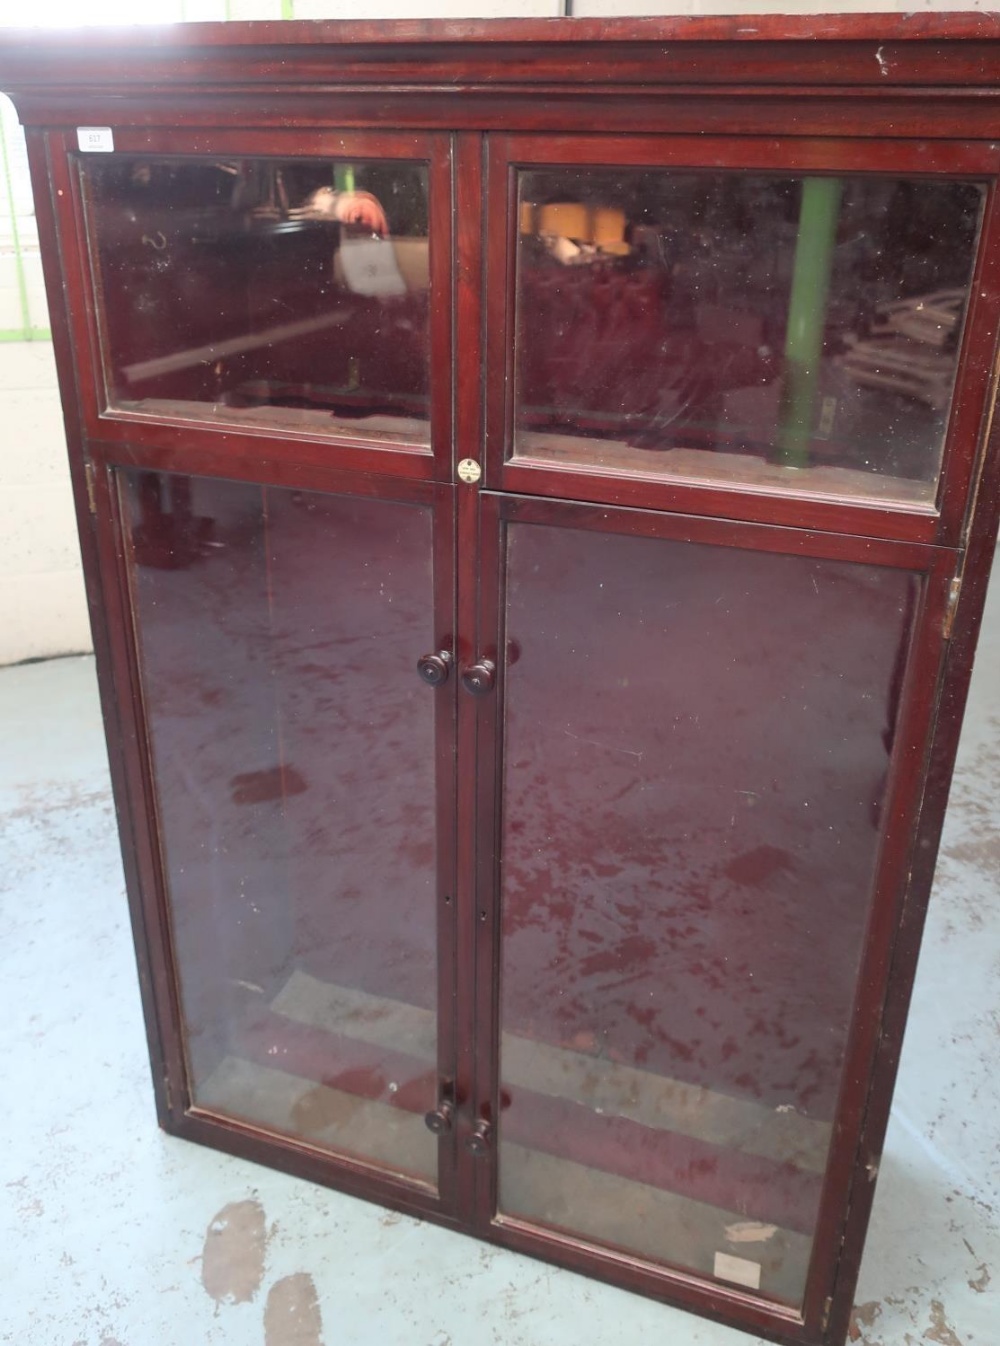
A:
[3,15,1000,1345]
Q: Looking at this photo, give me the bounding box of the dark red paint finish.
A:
[2,16,999,1346]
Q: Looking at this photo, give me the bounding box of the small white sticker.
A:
[714,1251,762,1290]
[77,126,114,153]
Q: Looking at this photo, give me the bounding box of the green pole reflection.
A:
[778,176,843,468]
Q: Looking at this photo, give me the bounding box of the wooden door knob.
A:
[460,661,495,696]
[417,651,452,686]
[466,1119,492,1155]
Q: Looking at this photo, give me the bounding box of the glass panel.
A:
[122,470,441,1187]
[86,158,431,446]
[513,169,984,505]
[498,521,918,1304]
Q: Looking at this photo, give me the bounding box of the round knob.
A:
[417,651,452,687]
[424,1101,455,1134]
[460,660,496,697]
[466,1119,492,1156]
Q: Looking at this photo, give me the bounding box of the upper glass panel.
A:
[84,156,431,446]
[512,168,985,506]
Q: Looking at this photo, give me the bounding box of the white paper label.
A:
[77,127,114,153]
[713,1251,762,1290]
[339,237,406,297]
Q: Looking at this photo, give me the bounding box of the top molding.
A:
[4,15,1000,137]
[4,13,1000,47]
[2,13,1000,91]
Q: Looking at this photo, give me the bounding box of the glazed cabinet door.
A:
[61,125,466,1216]
[469,129,997,1337]
[97,464,461,1213]
[473,493,955,1337]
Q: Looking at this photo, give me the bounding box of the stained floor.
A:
[0,565,997,1346]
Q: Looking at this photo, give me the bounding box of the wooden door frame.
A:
[85,446,466,1224]
[472,489,957,1345]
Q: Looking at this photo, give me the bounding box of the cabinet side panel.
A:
[22,128,189,1125]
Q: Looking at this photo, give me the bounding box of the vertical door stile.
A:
[424,128,461,1212]
[453,129,488,1226]
[474,133,517,1235]
[471,132,508,1234]
[430,133,458,483]
[482,133,514,491]
[431,479,460,1211]
[473,492,504,1233]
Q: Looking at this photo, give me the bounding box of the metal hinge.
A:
[943,574,963,641]
[821,1295,833,1334]
[83,458,98,516]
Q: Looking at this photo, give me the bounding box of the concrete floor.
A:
[0,573,997,1346]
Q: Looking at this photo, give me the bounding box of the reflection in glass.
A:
[498,522,918,1303]
[85,158,431,444]
[514,169,984,504]
[121,470,440,1185]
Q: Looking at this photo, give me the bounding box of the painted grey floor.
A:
[0,575,997,1346]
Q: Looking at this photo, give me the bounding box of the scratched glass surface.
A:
[513,170,984,505]
[497,521,919,1304]
[84,158,431,445]
[120,469,440,1186]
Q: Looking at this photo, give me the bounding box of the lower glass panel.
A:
[497,521,918,1304]
[121,470,441,1187]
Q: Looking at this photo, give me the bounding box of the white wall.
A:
[0,0,996,663]
[0,91,89,665]
[0,344,91,664]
